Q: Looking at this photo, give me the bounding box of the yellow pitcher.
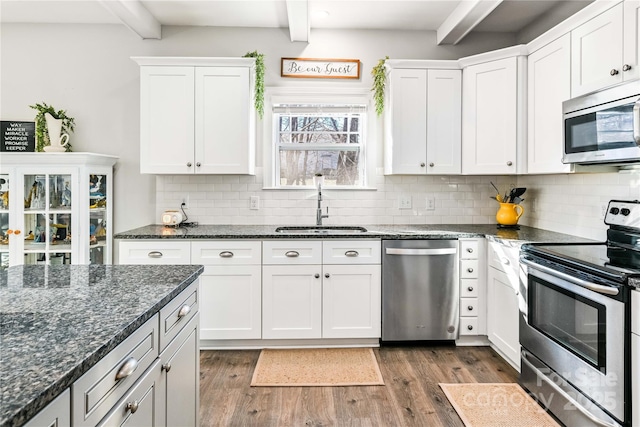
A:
[496,203,524,225]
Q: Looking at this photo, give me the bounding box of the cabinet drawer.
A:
[488,242,519,273]
[322,240,381,264]
[460,279,479,298]
[459,317,479,335]
[191,240,261,265]
[72,315,159,427]
[159,280,199,351]
[460,240,479,259]
[262,240,322,265]
[460,298,478,317]
[460,260,479,278]
[118,241,191,265]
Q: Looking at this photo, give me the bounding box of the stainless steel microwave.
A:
[563,80,640,164]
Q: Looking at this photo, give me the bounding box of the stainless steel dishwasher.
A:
[382,239,459,341]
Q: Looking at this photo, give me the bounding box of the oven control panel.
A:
[605,200,640,227]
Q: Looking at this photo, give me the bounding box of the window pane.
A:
[278,149,362,186]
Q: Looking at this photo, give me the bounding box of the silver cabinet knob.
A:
[467,325,473,331]
[115,357,138,381]
[314,273,320,278]
[610,69,619,76]
[429,163,434,167]
[420,162,426,167]
[162,363,172,372]
[466,248,473,253]
[467,268,474,273]
[196,162,201,167]
[623,64,632,72]
[285,251,299,258]
[219,251,234,258]
[178,305,191,319]
[126,401,139,414]
[187,162,192,167]
[325,273,330,278]
[506,161,513,166]
[468,306,474,311]
[467,286,474,292]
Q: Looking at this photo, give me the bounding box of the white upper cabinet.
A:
[527,34,573,174]
[384,61,461,175]
[461,48,527,175]
[624,0,640,82]
[570,2,639,96]
[134,57,256,175]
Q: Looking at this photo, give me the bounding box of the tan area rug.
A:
[250,348,384,386]
[439,383,560,427]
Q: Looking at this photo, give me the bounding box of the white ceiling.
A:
[0,0,592,42]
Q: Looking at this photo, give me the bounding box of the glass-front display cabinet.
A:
[0,153,118,269]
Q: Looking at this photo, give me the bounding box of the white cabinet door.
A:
[624,0,640,82]
[140,66,195,174]
[633,332,639,425]
[195,67,254,174]
[426,69,462,174]
[462,57,519,175]
[262,265,322,339]
[24,389,70,427]
[571,4,624,96]
[385,68,427,174]
[527,34,573,174]
[487,267,520,371]
[199,265,261,340]
[322,264,381,338]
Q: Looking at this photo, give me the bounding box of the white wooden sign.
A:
[281,58,360,79]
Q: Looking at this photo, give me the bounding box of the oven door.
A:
[520,258,627,424]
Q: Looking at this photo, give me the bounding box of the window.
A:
[272,103,367,188]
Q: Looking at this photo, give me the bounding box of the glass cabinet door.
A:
[0,173,9,270]
[23,173,72,265]
[89,174,107,264]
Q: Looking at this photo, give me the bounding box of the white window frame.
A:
[262,87,377,190]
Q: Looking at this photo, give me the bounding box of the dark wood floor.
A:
[199,345,518,426]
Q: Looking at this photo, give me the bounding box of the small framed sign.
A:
[1,121,36,152]
[281,58,360,79]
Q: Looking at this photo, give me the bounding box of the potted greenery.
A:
[371,56,389,116]
[243,51,265,119]
[29,102,75,152]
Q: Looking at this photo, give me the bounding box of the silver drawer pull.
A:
[467,325,473,331]
[178,304,191,319]
[466,247,473,253]
[345,250,359,257]
[468,306,474,311]
[285,251,300,258]
[162,363,172,372]
[147,251,163,258]
[219,251,234,258]
[126,401,139,414]
[115,357,138,381]
[467,268,474,273]
[467,286,474,292]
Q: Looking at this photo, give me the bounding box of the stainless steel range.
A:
[520,200,639,427]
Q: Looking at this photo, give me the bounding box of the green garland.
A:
[371,56,389,116]
[243,51,265,119]
[29,102,75,152]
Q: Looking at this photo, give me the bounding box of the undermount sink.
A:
[275,226,368,234]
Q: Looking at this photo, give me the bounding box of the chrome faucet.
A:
[316,183,329,226]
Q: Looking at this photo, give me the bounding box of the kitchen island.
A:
[0,264,203,427]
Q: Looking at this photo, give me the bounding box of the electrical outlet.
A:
[531,198,537,213]
[399,194,412,209]
[250,195,260,210]
[181,196,189,209]
[426,195,435,210]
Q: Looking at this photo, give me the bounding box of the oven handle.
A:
[634,96,640,145]
[521,258,619,296]
[521,350,618,427]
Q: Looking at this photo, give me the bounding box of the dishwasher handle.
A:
[385,247,457,256]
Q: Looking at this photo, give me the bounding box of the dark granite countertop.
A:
[0,264,204,427]
[114,223,595,245]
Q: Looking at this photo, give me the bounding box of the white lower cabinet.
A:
[24,388,70,427]
[458,238,486,338]
[486,242,521,371]
[262,264,322,339]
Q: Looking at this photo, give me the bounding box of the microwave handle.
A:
[634,97,640,145]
